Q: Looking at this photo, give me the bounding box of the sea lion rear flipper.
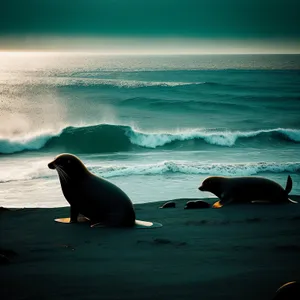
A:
[285,175,293,194]
[135,220,163,229]
[90,220,162,228]
[288,198,298,204]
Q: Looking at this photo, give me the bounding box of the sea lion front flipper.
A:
[213,193,234,208]
[55,217,72,223]
[212,201,223,208]
[54,216,89,224]
[135,220,163,229]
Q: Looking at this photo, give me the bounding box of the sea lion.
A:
[198,175,297,208]
[48,153,162,228]
[184,200,210,209]
[273,281,300,300]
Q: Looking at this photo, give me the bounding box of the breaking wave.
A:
[1,124,300,154]
[1,160,299,183]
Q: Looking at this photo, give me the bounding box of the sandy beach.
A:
[1,196,300,300]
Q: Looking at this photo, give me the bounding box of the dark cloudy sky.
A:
[1,0,299,52]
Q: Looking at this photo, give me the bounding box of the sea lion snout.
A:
[48,161,55,169]
[198,185,204,191]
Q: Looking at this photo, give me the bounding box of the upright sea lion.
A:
[48,153,161,228]
[198,175,297,208]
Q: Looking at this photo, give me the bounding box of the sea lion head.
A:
[198,176,224,194]
[198,176,227,208]
[48,153,90,181]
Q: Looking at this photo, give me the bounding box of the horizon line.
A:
[0,50,300,55]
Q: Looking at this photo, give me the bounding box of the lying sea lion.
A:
[48,153,162,228]
[198,175,297,208]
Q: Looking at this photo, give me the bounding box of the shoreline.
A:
[1,196,300,299]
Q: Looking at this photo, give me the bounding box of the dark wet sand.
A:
[1,196,300,300]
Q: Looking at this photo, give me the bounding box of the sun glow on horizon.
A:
[0,37,299,55]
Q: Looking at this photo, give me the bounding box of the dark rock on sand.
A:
[160,201,176,209]
[184,200,211,209]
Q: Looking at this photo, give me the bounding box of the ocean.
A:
[0,53,299,207]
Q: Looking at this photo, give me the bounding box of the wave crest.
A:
[126,127,300,148]
[0,131,59,154]
[1,124,300,154]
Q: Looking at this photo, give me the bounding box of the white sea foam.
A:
[127,128,300,148]
[1,159,299,184]
[91,161,300,178]
[0,130,62,154]
[0,75,205,88]
[0,159,55,183]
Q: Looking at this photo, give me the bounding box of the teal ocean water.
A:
[0,53,300,207]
